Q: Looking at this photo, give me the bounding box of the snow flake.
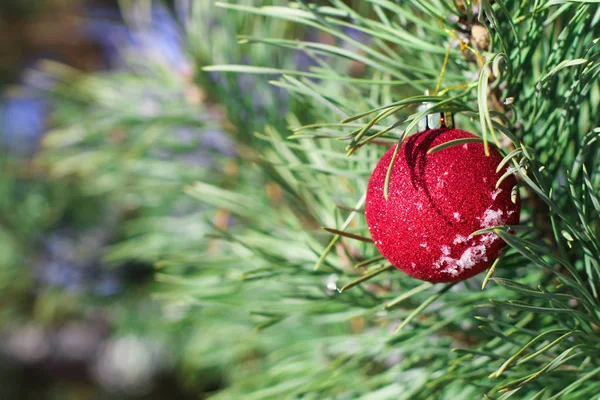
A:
[453,234,469,245]
[480,208,506,228]
[479,233,499,245]
[435,244,488,277]
[491,188,502,200]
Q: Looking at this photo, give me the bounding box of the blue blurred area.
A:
[0,89,48,155]
[34,227,123,296]
[0,2,221,398]
[83,3,189,72]
[1,3,192,158]
[341,24,370,44]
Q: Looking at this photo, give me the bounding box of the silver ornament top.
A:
[417,103,454,131]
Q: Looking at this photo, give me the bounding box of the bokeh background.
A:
[1,1,240,397]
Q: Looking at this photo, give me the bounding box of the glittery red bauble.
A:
[365,128,520,283]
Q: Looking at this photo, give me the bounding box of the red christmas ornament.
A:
[365,128,520,283]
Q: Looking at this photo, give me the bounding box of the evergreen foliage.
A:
[194,1,600,398]
[3,0,600,398]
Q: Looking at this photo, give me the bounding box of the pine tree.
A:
[37,0,600,399]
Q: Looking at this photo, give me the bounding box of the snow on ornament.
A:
[365,125,520,283]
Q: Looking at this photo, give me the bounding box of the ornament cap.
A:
[417,91,454,131]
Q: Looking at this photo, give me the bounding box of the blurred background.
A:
[0,1,236,398]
